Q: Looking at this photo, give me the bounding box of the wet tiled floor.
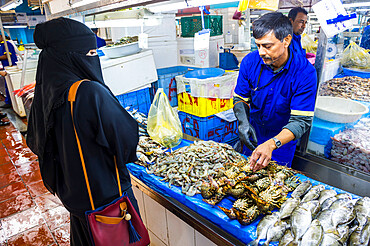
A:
[0,120,70,245]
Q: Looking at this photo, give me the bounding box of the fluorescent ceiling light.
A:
[149,0,237,13]
[3,25,27,28]
[1,0,23,11]
[71,0,99,8]
[85,18,162,28]
[343,2,370,8]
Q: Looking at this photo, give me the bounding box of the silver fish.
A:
[336,193,352,200]
[278,229,294,246]
[291,180,312,199]
[279,198,301,220]
[354,197,370,227]
[300,219,323,246]
[318,189,337,205]
[321,233,342,246]
[264,221,289,245]
[249,212,280,246]
[331,203,355,228]
[301,185,325,203]
[290,206,312,242]
[337,224,350,245]
[321,196,338,211]
[300,200,320,218]
[360,223,370,246]
[349,229,362,246]
[317,209,335,233]
[329,197,353,211]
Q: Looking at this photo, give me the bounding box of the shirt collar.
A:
[293,33,301,41]
[264,49,293,74]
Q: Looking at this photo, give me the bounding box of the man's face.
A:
[0,36,3,42]
[255,31,291,66]
[290,12,307,35]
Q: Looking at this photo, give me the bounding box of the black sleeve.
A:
[75,82,139,166]
[283,115,313,140]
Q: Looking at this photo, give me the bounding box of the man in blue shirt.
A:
[360,19,370,50]
[91,28,106,48]
[233,12,317,171]
[0,34,18,109]
[288,7,308,57]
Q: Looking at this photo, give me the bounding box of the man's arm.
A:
[249,116,312,172]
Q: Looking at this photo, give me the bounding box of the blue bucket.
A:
[184,68,225,79]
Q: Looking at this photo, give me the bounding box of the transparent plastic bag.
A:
[147,88,182,148]
[301,34,317,54]
[342,42,370,69]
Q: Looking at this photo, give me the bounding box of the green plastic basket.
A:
[181,15,223,37]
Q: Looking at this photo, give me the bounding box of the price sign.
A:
[312,0,355,37]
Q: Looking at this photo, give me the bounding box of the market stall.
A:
[12,0,370,245]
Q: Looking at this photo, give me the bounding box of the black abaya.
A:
[26,18,140,245]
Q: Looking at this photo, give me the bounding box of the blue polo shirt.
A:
[360,25,370,50]
[290,34,306,57]
[96,34,106,48]
[234,49,317,138]
[0,41,17,67]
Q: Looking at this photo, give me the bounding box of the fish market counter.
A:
[127,140,362,246]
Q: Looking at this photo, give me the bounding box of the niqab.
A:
[26,18,112,192]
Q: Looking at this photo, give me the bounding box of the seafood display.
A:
[136,136,168,167]
[107,36,139,47]
[251,181,370,245]
[205,161,300,225]
[126,107,149,136]
[319,76,370,102]
[146,140,246,197]
[331,117,370,173]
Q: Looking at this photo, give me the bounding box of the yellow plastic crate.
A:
[178,92,233,117]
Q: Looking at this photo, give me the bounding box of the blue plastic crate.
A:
[225,136,239,148]
[152,66,193,107]
[178,111,238,143]
[116,87,152,115]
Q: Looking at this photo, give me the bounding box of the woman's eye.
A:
[86,50,98,56]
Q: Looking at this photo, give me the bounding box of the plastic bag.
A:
[342,42,370,69]
[301,34,317,54]
[147,88,182,148]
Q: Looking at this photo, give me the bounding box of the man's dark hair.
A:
[367,18,370,24]
[288,7,308,21]
[252,12,293,42]
[91,28,98,34]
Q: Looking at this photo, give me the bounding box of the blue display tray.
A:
[127,140,360,245]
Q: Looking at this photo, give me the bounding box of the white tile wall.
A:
[143,193,169,245]
[195,231,217,246]
[136,187,219,246]
[149,230,168,246]
[167,211,195,246]
[132,185,147,226]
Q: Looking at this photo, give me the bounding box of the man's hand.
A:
[249,139,276,172]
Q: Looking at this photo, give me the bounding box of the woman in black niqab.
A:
[26,18,140,245]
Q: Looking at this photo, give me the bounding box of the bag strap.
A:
[68,80,122,211]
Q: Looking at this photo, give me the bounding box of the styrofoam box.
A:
[149,41,178,69]
[177,35,224,67]
[100,49,158,96]
[5,68,36,117]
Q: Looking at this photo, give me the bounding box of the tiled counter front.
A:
[132,185,217,246]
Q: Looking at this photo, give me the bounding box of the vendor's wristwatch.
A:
[272,137,282,149]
